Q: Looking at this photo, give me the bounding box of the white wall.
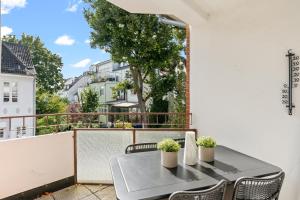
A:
[90,82,116,104]
[66,75,91,102]
[0,74,35,138]
[190,1,300,199]
[0,132,74,199]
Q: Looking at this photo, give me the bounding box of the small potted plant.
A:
[158,138,181,168]
[196,136,217,162]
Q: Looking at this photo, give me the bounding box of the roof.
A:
[1,41,36,76]
[95,59,112,66]
[112,64,129,72]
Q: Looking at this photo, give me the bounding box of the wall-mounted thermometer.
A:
[282,49,299,115]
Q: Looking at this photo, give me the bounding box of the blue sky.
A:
[1,0,111,78]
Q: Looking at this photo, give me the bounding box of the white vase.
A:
[199,147,215,162]
[161,151,178,168]
[183,131,198,165]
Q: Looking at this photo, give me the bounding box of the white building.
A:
[87,60,138,111]
[0,42,36,139]
[58,73,91,103]
[107,0,300,199]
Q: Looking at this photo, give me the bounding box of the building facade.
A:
[0,42,36,139]
[89,60,138,112]
[58,73,91,103]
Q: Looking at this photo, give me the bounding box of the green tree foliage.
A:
[112,79,133,100]
[84,0,185,114]
[2,33,64,93]
[36,90,69,114]
[80,87,99,112]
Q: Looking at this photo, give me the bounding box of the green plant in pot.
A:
[196,136,217,162]
[158,138,181,168]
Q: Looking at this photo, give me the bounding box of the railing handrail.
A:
[74,127,196,131]
[0,112,192,138]
[0,112,190,119]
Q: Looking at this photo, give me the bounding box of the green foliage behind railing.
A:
[114,120,133,128]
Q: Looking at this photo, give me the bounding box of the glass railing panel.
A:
[76,130,133,183]
[135,130,186,143]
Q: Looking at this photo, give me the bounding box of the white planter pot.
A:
[161,151,178,168]
[199,147,215,162]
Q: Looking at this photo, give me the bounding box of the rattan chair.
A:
[169,180,227,200]
[125,143,158,154]
[232,171,285,200]
[174,138,185,148]
[125,138,185,154]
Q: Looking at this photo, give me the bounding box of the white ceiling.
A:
[107,0,252,26]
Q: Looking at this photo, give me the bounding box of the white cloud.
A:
[66,3,78,12]
[66,1,82,12]
[1,26,13,38]
[54,35,75,46]
[84,39,90,44]
[1,0,26,15]
[93,60,101,64]
[72,58,91,68]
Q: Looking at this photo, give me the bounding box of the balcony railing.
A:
[75,128,197,183]
[0,127,196,199]
[0,112,192,138]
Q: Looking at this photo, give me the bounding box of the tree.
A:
[80,87,99,112]
[84,0,185,114]
[112,79,133,100]
[2,34,64,93]
[36,89,69,114]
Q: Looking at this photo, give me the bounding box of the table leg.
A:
[224,183,234,200]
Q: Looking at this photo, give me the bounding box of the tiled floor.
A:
[35,184,116,200]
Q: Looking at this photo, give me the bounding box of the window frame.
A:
[11,82,18,102]
[3,82,10,102]
[0,129,4,138]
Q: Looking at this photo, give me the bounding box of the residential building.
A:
[60,60,139,111]
[0,42,36,139]
[58,72,91,103]
[87,60,138,124]
[87,60,138,112]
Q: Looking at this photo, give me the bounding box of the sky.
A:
[1,0,111,78]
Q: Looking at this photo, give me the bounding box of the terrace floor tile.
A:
[34,184,115,200]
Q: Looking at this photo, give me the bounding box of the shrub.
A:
[157,138,181,152]
[115,120,133,128]
[196,136,216,148]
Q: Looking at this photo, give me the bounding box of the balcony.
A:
[0,112,192,200]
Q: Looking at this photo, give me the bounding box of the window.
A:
[11,82,18,102]
[3,82,10,102]
[117,90,125,100]
[22,126,26,136]
[0,129,4,138]
[100,87,104,96]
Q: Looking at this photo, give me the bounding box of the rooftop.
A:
[1,41,36,76]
